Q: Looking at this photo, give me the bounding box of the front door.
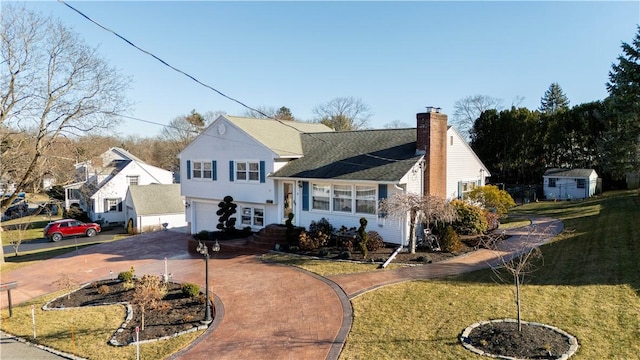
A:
[283,182,294,221]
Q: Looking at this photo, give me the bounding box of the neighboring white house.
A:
[64,148,174,224]
[543,168,599,200]
[124,184,186,233]
[179,109,490,246]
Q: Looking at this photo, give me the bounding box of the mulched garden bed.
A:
[45,279,206,345]
[464,321,576,359]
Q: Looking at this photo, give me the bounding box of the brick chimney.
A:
[416,107,447,198]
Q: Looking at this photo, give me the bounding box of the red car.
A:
[43,219,101,242]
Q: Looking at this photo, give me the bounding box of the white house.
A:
[179,109,490,246]
[64,148,174,225]
[124,184,186,233]
[543,168,598,200]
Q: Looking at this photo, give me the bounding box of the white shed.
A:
[543,168,598,200]
[124,184,187,233]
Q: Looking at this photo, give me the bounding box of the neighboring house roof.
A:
[544,168,597,178]
[128,184,184,215]
[271,128,423,182]
[105,147,145,163]
[225,116,333,157]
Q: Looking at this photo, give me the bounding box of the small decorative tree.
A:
[53,274,80,300]
[357,218,369,259]
[131,274,167,331]
[216,196,237,232]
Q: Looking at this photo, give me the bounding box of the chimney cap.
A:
[426,106,441,113]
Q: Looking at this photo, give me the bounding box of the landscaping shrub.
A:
[366,231,384,251]
[451,199,488,235]
[65,206,91,223]
[484,210,500,231]
[181,283,201,298]
[216,195,237,232]
[357,218,369,259]
[298,230,330,250]
[194,230,213,241]
[467,185,516,217]
[309,218,334,240]
[118,267,135,282]
[97,285,110,295]
[285,213,297,246]
[337,236,355,252]
[440,225,462,253]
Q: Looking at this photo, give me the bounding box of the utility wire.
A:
[58,0,409,164]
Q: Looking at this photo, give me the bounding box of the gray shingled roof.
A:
[225,116,332,157]
[129,184,184,215]
[544,168,597,178]
[271,128,422,182]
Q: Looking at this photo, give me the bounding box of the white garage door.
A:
[194,201,219,233]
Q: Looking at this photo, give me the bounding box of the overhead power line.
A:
[58,0,408,164]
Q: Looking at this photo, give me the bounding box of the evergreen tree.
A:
[605,26,640,178]
[539,83,570,114]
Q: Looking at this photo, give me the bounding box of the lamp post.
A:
[196,240,220,324]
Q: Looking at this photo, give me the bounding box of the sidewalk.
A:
[0,216,562,360]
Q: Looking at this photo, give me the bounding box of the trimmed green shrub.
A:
[181,283,201,298]
[467,185,516,217]
[357,218,369,259]
[440,225,462,253]
[118,267,135,282]
[451,199,488,235]
[216,195,237,232]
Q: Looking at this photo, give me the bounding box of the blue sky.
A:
[15,1,640,137]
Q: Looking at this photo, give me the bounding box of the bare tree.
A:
[53,273,80,300]
[489,226,545,331]
[383,120,411,129]
[130,274,167,331]
[159,110,210,172]
[379,193,457,254]
[452,95,503,140]
[6,222,31,257]
[312,96,372,130]
[0,4,131,214]
[242,106,295,120]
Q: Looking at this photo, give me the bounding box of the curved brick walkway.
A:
[0,216,561,360]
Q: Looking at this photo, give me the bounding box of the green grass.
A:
[498,216,530,229]
[341,190,640,359]
[260,253,406,276]
[1,214,61,245]
[0,291,203,360]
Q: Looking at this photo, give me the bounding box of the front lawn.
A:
[341,190,640,359]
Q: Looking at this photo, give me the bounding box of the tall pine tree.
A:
[539,83,570,114]
[605,26,640,179]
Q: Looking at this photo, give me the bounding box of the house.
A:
[179,108,490,246]
[64,147,174,225]
[543,168,599,200]
[124,184,186,233]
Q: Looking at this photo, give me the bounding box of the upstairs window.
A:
[127,176,139,185]
[191,161,214,180]
[236,161,260,182]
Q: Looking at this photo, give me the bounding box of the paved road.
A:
[2,228,129,255]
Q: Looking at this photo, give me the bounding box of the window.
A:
[191,161,214,180]
[241,207,264,227]
[460,181,477,199]
[105,198,122,212]
[355,186,376,214]
[577,179,585,189]
[193,162,202,178]
[333,185,352,212]
[548,178,557,188]
[312,184,330,210]
[235,161,260,182]
[127,176,139,185]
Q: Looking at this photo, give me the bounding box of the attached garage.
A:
[193,201,219,233]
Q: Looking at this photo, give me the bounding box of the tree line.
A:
[458,28,640,188]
